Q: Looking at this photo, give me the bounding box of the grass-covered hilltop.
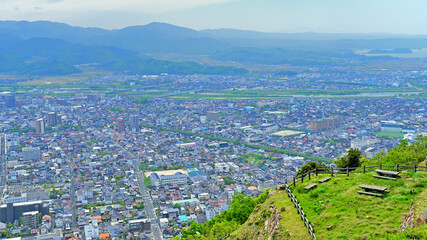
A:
[171,137,427,240]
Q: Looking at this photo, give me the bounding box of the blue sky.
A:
[0,0,425,34]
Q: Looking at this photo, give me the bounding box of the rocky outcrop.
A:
[399,201,415,232]
[416,208,427,227]
[262,205,282,238]
[246,204,283,240]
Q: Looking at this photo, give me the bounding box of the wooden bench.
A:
[319,177,331,183]
[375,169,400,177]
[304,183,317,190]
[373,175,396,181]
[359,184,389,193]
[357,191,383,197]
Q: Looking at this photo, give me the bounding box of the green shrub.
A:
[399,188,411,195]
[406,171,415,177]
[311,202,325,214]
[387,195,408,201]
[309,192,319,199]
[414,181,426,188]
[316,185,328,194]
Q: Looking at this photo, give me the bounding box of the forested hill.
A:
[2,20,427,76]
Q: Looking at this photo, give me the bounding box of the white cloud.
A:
[0,0,233,14]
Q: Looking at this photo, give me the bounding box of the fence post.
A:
[379,163,382,170]
[347,166,349,176]
[302,174,304,183]
[293,177,295,187]
[331,167,333,176]
[396,164,399,172]
[414,165,417,173]
[309,170,311,180]
[315,167,318,176]
[363,166,365,174]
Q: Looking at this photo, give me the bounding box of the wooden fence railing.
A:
[284,184,316,240]
[289,164,427,187]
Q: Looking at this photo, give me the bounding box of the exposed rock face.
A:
[246,204,283,240]
[416,208,427,227]
[399,202,415,232]
[262,205,282,238]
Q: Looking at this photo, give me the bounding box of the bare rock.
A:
[416,208,427,227]
[399,201,415,232]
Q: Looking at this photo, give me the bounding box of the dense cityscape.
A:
[0,67,426,239]
[1,2,427,238]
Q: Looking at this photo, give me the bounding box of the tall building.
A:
[84,221,99,240]
[22,211,39,229]
[130,115,139,130]
[0,200,49,224]
[47,112,58,126]
[310,116,343,130]
[4,94,16,107]
[22,147,41,161]
[207,111,220,121]
[35,118,46,134]
[87,94,99,102]
[56,114,62,125]
[0,92,16,107]
[128,219,151,232]
[0,134,6,155]
[117,118,125,132]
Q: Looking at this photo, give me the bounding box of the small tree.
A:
[335,148,362,169]
[296,161,327,177]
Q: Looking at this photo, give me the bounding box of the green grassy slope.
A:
[229,190,311,240]
[229,169,427,240]
[289,170,427,239]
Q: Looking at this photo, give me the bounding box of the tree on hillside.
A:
[225,193,256,224]
[335,148,362,169]
[296,161,327,177]
[363,137,427,166]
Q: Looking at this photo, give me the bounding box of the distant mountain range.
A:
[1,20,427,76]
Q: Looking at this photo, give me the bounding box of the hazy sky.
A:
[1,0,426,34]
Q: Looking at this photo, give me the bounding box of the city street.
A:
[95,128,163,240]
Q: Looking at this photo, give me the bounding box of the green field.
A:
[376,131,406,138]
[170,89,427,100]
